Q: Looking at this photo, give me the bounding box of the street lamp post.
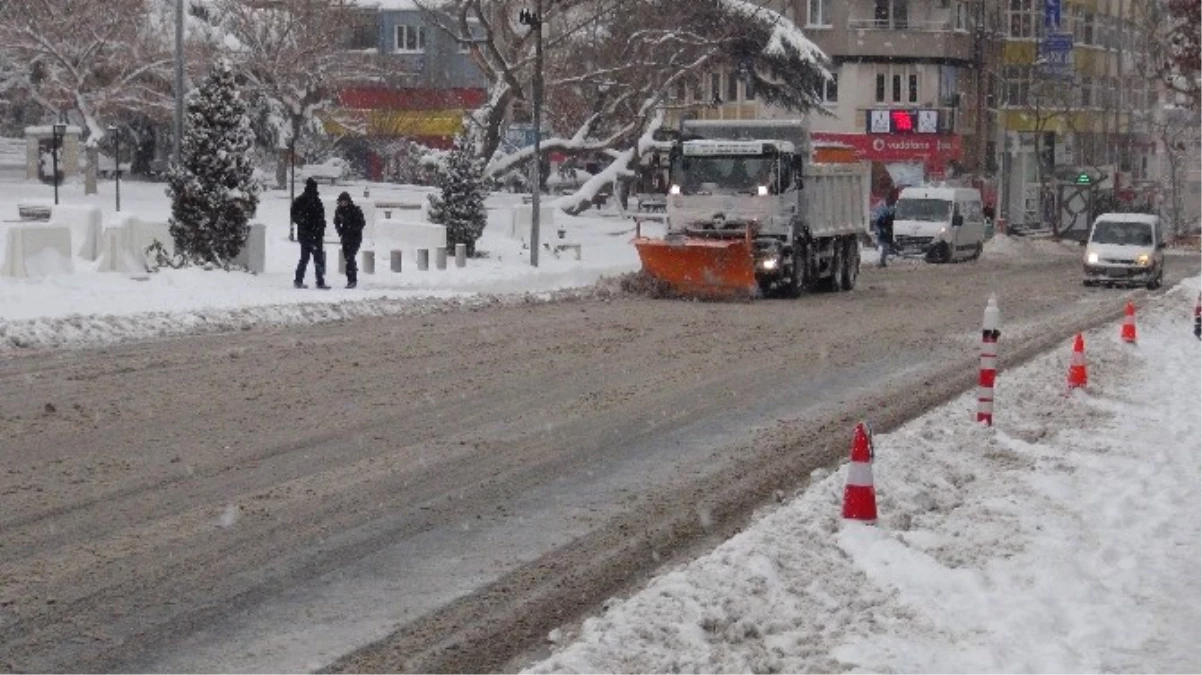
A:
[289,140,297,242]
[173,0,184,166]
[519,3,544,267]
[52,122,66,206]
[108,126,121,212]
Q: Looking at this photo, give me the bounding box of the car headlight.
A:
[1136,254,1151,266]
[669,184,681,195]
[1087,252,1099,264]
[757,185,769,196]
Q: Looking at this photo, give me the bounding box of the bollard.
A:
[362,250,375,275]
[978,294,1001,426]
[435,246,447,270]
[455,243,466,268]
[417,248,429,271]
[1194,294,1201,340]
[337,248,347,274]
[390,250,403,273]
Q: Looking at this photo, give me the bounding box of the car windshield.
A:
[673,156,775,194]
[1091,220,1153,246]
[894,198,951,222]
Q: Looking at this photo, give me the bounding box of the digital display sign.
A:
[867,109,939,135]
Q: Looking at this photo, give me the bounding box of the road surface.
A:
[0,250,1195,673]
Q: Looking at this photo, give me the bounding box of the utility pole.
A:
[174,0,184,166]
[520,2,543,267]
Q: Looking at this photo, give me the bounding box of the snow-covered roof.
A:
[351,0,423,10]
[1095,213,1159,224]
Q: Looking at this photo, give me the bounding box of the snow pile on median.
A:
[525,276,1201,674]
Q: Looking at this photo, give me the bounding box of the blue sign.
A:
[1039,32,1074,79]
[1044,0,1061,29]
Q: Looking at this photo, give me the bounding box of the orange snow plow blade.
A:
[632,235,757,299]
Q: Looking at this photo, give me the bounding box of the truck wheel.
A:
[782,252,802,298]
[840,238,859,291]
[926,241,951,264]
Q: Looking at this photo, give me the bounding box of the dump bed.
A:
[801,162,870,239]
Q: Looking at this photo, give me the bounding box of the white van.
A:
[1082,213,1165,289]
[890,186,987,263]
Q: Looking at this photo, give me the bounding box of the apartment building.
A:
[677,0,1002,205]
[996,0,1163,229]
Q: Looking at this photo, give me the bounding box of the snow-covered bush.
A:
[427,134,488,257]
[166,59,261,267]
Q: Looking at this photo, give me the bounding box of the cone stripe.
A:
[978,399,994,414]
[977,386,994,401]
[980,354,997,369]
[846,461,873,486]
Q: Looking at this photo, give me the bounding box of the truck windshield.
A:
[894,198,951,222]
[1091,220,1153,246]
[673,156,775,194]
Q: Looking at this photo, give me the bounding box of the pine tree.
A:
[427,134,488,256]
[166,59,260,267]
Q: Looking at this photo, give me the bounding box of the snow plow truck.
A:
[633,119,869,299]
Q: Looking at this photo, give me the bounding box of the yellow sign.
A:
[322,108,466,137]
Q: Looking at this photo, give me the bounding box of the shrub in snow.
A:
[166,59,261,268]
[427,134,487,257]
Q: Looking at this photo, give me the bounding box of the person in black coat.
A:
[292,178,330,289]
[334,191,366,289]
[875,203,896,268]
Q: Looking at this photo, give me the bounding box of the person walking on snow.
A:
[334,191,366,289]
[292,177,330,289]
[875,200,896,268]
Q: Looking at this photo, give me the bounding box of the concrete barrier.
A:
[49,204,103,260]
[455,243,466,268]
[362,250,375,274]
[510,205,556,241]
[98,217,171,273]
[435,246,447,270]
[374,217,446,252]
[417,248,429,271]
[232,223,266,274]
[1,225,74,277]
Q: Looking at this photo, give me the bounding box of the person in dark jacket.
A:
[334,191,366,289]
[292,177,330,289]
[875,203,895,268]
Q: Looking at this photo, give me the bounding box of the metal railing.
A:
[847,18,960,32]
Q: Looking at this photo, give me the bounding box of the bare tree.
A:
[1162,0,1200,110]
[194,0,385,188]
[424,0,828,213]
[0,0,174,192]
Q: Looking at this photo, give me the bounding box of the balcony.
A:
[811,17,977,63]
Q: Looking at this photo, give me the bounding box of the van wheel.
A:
[840,238,859,290]
[969,242,983,261]
[925,242,951,264]
[1147,268,1163,290]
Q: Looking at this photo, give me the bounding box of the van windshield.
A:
[1092,220,1153,246]
[894,198,951,222]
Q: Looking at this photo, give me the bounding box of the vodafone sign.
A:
[813,132,962,166]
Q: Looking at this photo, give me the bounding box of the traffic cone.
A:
[1121,301,1137,344]
[1067,333,1088,390]
[842,422,877,523]
[1194,294,1200,340]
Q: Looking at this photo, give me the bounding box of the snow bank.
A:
[525,276,1202,674]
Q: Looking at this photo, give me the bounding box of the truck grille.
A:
[894,235,933,250]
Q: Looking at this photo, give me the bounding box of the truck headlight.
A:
[759,257,779,270]
[1136,254,1151,266]
[757,185,769,196]
[1087,252,1099,264]
[669,184,681,195]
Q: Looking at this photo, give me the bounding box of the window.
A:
[876,66,918,104]
[1007,0,1034,38]
[1003,65,1030,106]
[692,78,704,102]
[822,69,839,104]
[808,0,832,26]
[955,1,967,31]
[745,75,756,101]
[1080,76,1093,107]
[710,72,722,103]
[1082,12,1094,45]
[395,24,426,53]
[343,19,378,50]
[874,0,908,29]
[727,70,739,102]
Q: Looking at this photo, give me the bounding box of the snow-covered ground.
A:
[524,276,1202,674]
[0,176,657,349]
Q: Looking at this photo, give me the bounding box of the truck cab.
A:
[891,186,986,263]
